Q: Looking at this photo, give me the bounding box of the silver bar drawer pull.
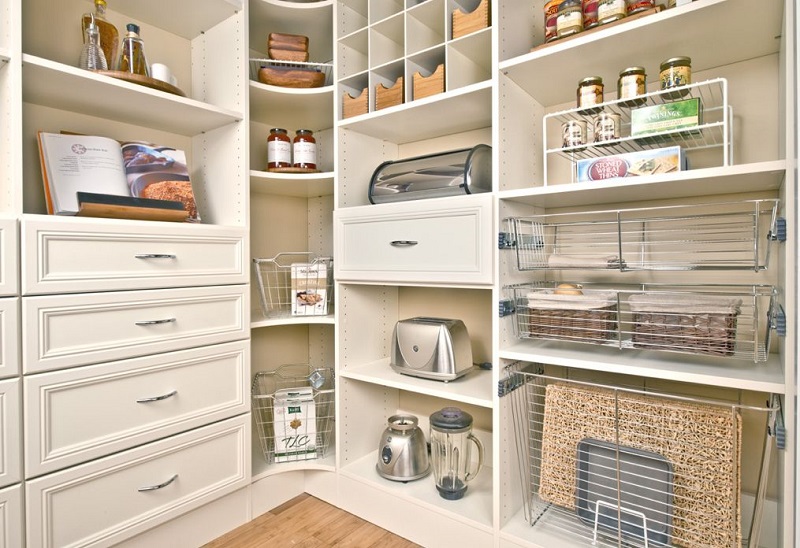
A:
[390,240,418,246]
[136,390,177,404]
[138,474,178,492]
[135,318,176,326]
[135,254,177,259]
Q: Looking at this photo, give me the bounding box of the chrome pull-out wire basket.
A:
[503,363,780,548]
[252,364,335,464]
[508,199,780,272]
[506,283,777,363]
[253,252,333,319]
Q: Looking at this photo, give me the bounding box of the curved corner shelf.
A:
[249,80,334,130]
[251,312,335,329]
[250,170,335,197]
[252,444,336,481]
[22,55,242,136]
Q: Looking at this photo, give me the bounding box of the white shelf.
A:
[498,160,787,208]
[499,0,784,107]
[249,81,334,131]
[500,340,785,394]
[249,0,334,63]
[251,442,336,482]
[339,358,493,408]
[337,80,492,143]
[107,0,241,40]
[22,55,243,136]
[251,311,335,329]
[340,451,494,530]
[250,170,335,197]
[0,48,9,63]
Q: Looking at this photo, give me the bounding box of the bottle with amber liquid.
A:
[118,23,150,77]
[81,0,118,71]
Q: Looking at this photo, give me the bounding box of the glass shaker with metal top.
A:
[429,407,484,500]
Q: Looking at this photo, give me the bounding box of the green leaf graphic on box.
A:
[631,98,702,136]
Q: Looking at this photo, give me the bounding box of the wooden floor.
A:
[203,493,421,547]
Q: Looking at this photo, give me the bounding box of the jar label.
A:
[544,0,560,41]
[579,86,602,107]
[556,10,582,32]
[598,0,626,18]
[627,0,655,13]
[619,74,645,99]
[268,141,291,164]
[594,114,620,142]
[293,142,317,165]
[660,65,691,90]
[562,121,586,148]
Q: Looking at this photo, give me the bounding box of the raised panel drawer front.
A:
[23,285,248,374]
[24,340,249,477]
[0,484,23,548]
[0,380,20,489]
[0,299,20,379]
[0,219,18,298]
[22,216,246,295]
[335,194,494,285]
[25,415,249,548]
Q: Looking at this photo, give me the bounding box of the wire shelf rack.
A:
[249,58,334,86]
[506,199,782,272]
[506,283,778,363]
[502,364,780,548]
[253,252,333,320]
[252,364,335,465]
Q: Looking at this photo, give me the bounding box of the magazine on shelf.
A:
[36,131,200,221]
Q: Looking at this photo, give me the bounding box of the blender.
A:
[429,407,484,500]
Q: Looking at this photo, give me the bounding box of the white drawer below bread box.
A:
[22,216,246,295]
[0,379,20,490]
[24,340,249,477]
[25,414,249,548]
[23,285,248,374]
[0,484,23,548]
[334,194,494,285]
[0,219,18,298]
[0,298,19,380]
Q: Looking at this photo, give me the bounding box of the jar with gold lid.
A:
[617,66,647,106]
[660,56,692,99]
[577,76,603,114]
[556,0,583,38]
[597,0,626,24]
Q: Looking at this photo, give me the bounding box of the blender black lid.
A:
[430,407,473,431]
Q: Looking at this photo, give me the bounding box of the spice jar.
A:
[617,66,647,106]
[577,76,603,113]
[626,0,655,15]
[556,0,583,39]
[562,120,588,150]
[544,0,561,43]
[597,0,626,24]
[582,0,599,29]
[593,111,621,145]
[660,56,692,99]
[293,129,317,170]
[267,128,292,170]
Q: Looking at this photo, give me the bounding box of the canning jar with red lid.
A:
[293,129,317,170]
[267,128,291,170]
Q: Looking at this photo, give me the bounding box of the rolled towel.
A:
[526,290,617,311]
[628,293,742,315]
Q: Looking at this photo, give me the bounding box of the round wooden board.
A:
[97,70,186,97]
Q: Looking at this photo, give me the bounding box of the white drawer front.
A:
[22,217,246,295]
[24,341,249,477]
[0,484,23,548]
[335,194,494,285]
[23,285,248,373]
[0,380,20,490]
[0,299,19,379]
[26,415,249,548]
[0,219,18,298]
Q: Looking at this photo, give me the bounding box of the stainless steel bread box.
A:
[391,317,473,382]
[368,145,492,204]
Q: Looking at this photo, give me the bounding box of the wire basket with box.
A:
[252,363,335,464]
[253,252,333,319]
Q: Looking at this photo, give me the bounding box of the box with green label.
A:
[631,98,703,137]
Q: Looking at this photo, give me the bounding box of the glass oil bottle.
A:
[118,23,150,77]
[79,13,108,71]
[81,0,118,70]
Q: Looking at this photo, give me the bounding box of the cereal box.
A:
[291,262,329,316]
[576,146,686,182]
[273,387,317,462]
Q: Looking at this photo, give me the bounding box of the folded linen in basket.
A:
[628,293,742,315]
[526,290,617,311]
[547,254,625,269]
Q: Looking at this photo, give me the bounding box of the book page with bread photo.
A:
[36,131,200,222]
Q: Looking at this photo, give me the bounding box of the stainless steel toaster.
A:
[391,317,473,382]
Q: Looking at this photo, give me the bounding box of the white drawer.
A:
[0,484,22,548]
[0,219,18,298]
[24,340,249,477]
[26,415,249,548]
[22,216,246,295]
[0,299,19,379]
[335,194,494,285]
[23,285,248,374]
[0,380,20,490]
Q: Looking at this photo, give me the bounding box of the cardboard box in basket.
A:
[273,387,317,462]
[291,262,329,316]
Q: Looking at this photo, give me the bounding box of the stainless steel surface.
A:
[135,254,177,259]
[136,390,178,403]
[391,317,473,381]
[368,144,492,204]
[376,414,430,482]
[138,473,178,492]
[134,318,177,326]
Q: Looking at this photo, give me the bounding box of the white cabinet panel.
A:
[0,484,23,548]
[24,340,249,477]
[335,194,494,285]
[22,217,246,295]
[23,285,248,373]
[0,299,19,380]
[25,415,250,548]
[0,380,20,490]
[0,219,17,298]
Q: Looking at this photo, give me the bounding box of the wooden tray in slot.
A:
[452,0,491,39]
[342,87,369,119]
[413,64,445,101]
[376,76,404,111]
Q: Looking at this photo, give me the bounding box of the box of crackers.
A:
[576,146,686,182]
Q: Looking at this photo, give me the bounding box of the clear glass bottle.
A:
[118,23,149,77]
[81,0,118,71]
[79,13,108,71]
